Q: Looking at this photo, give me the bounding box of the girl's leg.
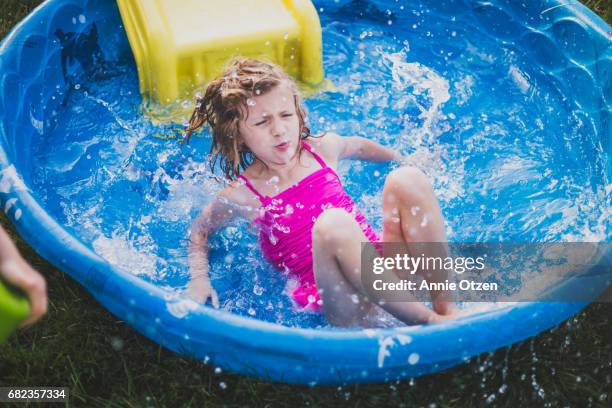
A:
[312,208,442,327]
[382,166,455,315]
[311,208,375,327]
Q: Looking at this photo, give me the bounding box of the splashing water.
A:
[29,1,610,328]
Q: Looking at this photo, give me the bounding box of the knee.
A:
[312,208,357,243]
[384,166,432,201]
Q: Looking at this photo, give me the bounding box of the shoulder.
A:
[303,132,347,164]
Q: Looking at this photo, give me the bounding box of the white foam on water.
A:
[92,232,161,277]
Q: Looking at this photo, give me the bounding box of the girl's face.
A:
[238,84,301,167]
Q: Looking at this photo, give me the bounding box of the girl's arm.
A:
[331,134,402,163]
[187,192,239,307]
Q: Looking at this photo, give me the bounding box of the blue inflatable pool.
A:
[0,0,610,384]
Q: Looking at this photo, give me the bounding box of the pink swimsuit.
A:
[238,141,380,311]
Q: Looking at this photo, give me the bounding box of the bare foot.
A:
[433,300,457,316]
[428,308,461,324]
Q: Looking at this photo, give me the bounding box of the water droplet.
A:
[420,214,429,227]
[111,337,124,351]
[307,294,316,303]
[410,206,420,216]
[247,98,256,106]
[408,353,420,365]
[167,298,198,319]
[374,170,380,177]
[78,14,86,24]
[74,84,81,90]
[351,294,359,304]
[214,367,222,374]
[219,382,227,390]
[248,308,256,316]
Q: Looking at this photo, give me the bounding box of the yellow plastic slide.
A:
[117,0,324,105]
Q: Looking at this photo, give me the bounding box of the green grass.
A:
[0,0,611,406]
[583,0,612,22]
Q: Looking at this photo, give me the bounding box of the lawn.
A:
[0,0,610,406]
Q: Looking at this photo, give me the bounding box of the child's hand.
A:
[187,276,220,308]
[1,257,48,327]
[392,152,419,167]
[394,148,442,168]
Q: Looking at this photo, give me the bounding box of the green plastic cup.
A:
[0,277,30,343]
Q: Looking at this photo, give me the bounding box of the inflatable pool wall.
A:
[0,0,609,384]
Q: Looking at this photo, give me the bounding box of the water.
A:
[29,1,610,328]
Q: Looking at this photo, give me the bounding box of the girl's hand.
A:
[187,276,220,308]
[392,152,407,164]
[394,149,442,168]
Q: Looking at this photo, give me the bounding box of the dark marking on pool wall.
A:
[54,23,120,104]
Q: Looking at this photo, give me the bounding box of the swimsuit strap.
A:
[237,174,266,203]
[302,141,328,169]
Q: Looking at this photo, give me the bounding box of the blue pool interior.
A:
[0,0,610,384]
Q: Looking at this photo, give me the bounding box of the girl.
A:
[185,58,456,327]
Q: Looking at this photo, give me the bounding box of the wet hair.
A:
[184,58,311,180]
